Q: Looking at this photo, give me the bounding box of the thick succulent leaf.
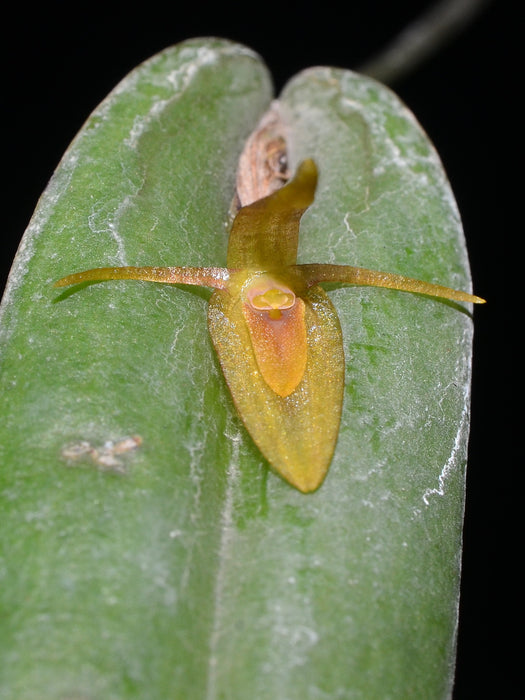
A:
[0,39,274,699]
[0,43,474,699]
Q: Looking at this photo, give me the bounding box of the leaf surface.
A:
[0,43,474,699]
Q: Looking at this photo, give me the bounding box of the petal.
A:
[55,266,230,289]
[296,263,485,304]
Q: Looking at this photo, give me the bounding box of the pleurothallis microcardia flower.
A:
[55,159,484,492]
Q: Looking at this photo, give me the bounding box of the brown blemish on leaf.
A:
[61,435,142,474]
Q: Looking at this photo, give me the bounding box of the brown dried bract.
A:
[233,102,289,211]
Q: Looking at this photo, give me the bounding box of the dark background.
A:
[2,1,518,697]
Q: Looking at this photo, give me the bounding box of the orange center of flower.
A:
[246,278,296,320]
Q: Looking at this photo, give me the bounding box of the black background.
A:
[2,1,518,697]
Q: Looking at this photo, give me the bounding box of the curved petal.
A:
[55,266,231,289]
[296,263,485,304]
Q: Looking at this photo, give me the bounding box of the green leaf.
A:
[0,40,475,698]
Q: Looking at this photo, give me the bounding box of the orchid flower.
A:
[55,159,484,492]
